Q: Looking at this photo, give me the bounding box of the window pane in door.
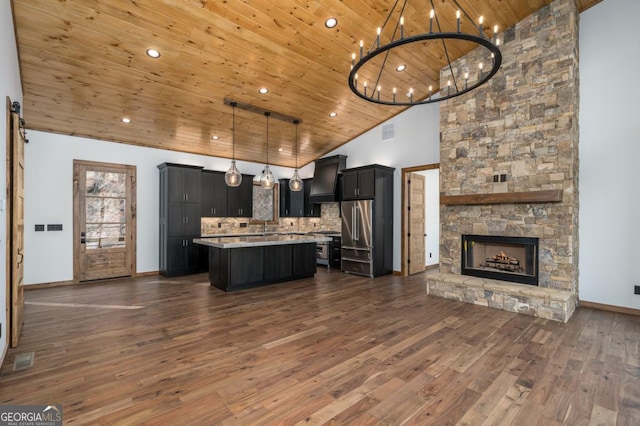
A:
[86,198,126,223]
[86,224,126,249]
[85,171,126,197]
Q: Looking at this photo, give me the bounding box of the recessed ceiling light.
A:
[325,17,338,28]
[258,87,269,94]
[329,112,337,117]
[396,64,406,72]
[121,117,131,124]
[211,135,219,140]
[277,147,284,152]
[146,48,161,58]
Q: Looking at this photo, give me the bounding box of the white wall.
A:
[414,169,440,267]
[579,0,640,309]
[1,1,24,357]
[24,131,305,285]
[326,104,441,271]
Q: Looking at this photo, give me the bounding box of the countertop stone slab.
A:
[194,234,331,249]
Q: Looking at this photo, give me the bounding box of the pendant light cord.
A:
[265,112,270,165]
[294,119,299,169]
[231,102,236,160]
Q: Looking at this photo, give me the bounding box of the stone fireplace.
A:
[426,0,579,322]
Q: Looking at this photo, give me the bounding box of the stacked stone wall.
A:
[432,0,580,320]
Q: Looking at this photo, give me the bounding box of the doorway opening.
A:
[401,164,439,276]
[73,160,137,282]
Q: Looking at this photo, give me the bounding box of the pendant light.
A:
[260,112,275,189]
[224,102,242,187]
[289,119,302,191]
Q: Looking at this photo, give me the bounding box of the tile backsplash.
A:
[201,202,341,235]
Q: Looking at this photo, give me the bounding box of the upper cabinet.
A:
[201,171,253,218]
[303,178,321,218]
[342,166,376,200]
[226,175,254,217]
[167,164,201,203]
[201,170,227,217]
[279,179,304,217]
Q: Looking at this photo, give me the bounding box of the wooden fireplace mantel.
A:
[440,189,563,206]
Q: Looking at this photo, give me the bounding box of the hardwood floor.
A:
[1,269,639,425]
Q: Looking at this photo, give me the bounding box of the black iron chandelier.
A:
[348,0,502,106]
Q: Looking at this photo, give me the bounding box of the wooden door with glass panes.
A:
[73,160,136,282]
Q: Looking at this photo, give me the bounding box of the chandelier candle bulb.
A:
[429,9,434,33]
[363,81,367,97]
[478,16,484,36]
[456,10,461,32]
[359,40,364,58]
[493,25,499,43]
[376,27,381,49]
[400,16,404,39]
[409,87,413,103]
[393,87,397,102]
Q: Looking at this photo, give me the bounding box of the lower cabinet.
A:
[165,236,202,277]
[208,243,317,291]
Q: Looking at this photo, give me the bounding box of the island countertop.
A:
[194,234,331,249]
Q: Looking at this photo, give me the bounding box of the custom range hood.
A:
[309,155,347,203]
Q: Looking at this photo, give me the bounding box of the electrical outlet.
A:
[634,285,640,295]
[217,223,222,228]
[493,175,499,182]
[35,224,45,232]
[500,174,507,182]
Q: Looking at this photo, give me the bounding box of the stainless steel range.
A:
[313,231,341,268]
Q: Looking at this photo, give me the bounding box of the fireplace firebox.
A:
[461,235,539,286]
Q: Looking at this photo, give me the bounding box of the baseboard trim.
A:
[136,271,159,277]
[25,280,75,290]
[425,264,439,271]
[579,300,640,317]
[393,270,402,276]
[25,272,160,290]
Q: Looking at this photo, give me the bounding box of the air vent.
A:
[382,123,395,141]
[13,352,35,371]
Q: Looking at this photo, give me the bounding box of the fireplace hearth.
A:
[461,235,539,286]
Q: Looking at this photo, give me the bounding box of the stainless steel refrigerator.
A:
[341,200,374,277]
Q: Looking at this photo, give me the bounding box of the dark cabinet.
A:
[207,243,317,291]
[264,245,293,280]
[227,175,253,217]
[202,171,253,218]
[342,167,376,200]
[201,170,227,217]
[158,163,203,276]
[167,165,200,203]
[303,178,321,217]
[293,243,317,276]
[329,236,342,269]
[279,179,304,217]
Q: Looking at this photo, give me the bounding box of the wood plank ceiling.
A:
[11,0,601,168]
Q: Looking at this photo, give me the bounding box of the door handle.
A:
[80,231,86,244]
[17,248,24,266]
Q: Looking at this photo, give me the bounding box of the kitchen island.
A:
[194,234,331,292]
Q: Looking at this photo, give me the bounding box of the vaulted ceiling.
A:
[12,0,601,168]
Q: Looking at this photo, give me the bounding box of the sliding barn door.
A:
[7,100,25,348]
